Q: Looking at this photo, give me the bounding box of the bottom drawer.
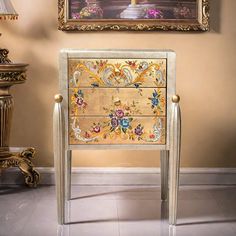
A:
[69,116,166,145]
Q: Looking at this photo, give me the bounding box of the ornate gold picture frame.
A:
[58,0,209,32]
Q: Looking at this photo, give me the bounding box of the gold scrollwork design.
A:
[0,49,11,64]
[0,71,27,82]
[0,148,40,187]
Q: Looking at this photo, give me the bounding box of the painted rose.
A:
[71,12,80,19]
[145,9,163,19]
[149,134,155,139]
[76,97,84,106]
[134,124,143,136]
[93,125,101,133]
[120,118,130,128]
[115,109,125,118]
[111,117,119,128]
[79,5,103,19]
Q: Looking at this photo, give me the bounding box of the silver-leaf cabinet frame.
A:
[54,49,181,226]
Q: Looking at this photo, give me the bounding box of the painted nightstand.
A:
[54,49,181,225]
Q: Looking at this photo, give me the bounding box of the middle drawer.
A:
[69,88,166,117]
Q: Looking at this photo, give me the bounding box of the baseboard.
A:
[1,167,236,186]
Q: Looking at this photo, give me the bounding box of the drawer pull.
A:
[54,94,63,103]
[172,95,180,103]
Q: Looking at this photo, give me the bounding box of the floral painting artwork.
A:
[58,0,209,31]
[69,0,197,20]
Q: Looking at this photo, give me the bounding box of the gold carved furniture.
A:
[0,49,40,187]
[54,49,181,225]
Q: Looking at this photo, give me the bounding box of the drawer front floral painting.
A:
[68,58,166,88]
[69,117,166,145]
[69,88,166,116]
[68,58,167,145]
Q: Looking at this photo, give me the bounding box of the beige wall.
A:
[1,0,236,168]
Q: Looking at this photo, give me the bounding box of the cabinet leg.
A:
[161,150,169,201]
[66,150,72,200]
[53,94,68,225]
[169,95,181,225]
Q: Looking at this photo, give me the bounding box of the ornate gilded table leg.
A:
[0,49,40,187]
[0,148,40,187]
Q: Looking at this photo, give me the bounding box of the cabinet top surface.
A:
[60,49,176,59]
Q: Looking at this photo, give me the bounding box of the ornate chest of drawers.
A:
[54,49,181,226]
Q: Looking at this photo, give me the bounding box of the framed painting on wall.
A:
[58,0,209,32]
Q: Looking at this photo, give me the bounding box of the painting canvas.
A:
[58,0,209,31]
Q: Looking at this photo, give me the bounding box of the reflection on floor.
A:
[0,185,236,236]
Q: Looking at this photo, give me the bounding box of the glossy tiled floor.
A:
[0,185,236,236]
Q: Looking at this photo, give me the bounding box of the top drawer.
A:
[68,58,166,88]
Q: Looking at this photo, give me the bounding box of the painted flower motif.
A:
[79,5,103,19]
[77,89,83,96]
[148,89,164,116]
[173,6,192,19]
[78,97,163,143]
[97,60,108,68]
[149,89,159,108]
[92,125,101,133]
[134,124,143,136]
[151,97,159,107]
[74,89,87,110]
[115,109,125,118]
[115,63,121,69]
[126,61,137,70]
[136,61,149,72]
[124,105,130,111]
[71,12,81,19]
[149,134,155,139]
[91,82,99,87]
[76,97,84,106]
[111,117,119,128]
[85,131,91,138]
[145,9,163,19]
[120,118,130,128]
